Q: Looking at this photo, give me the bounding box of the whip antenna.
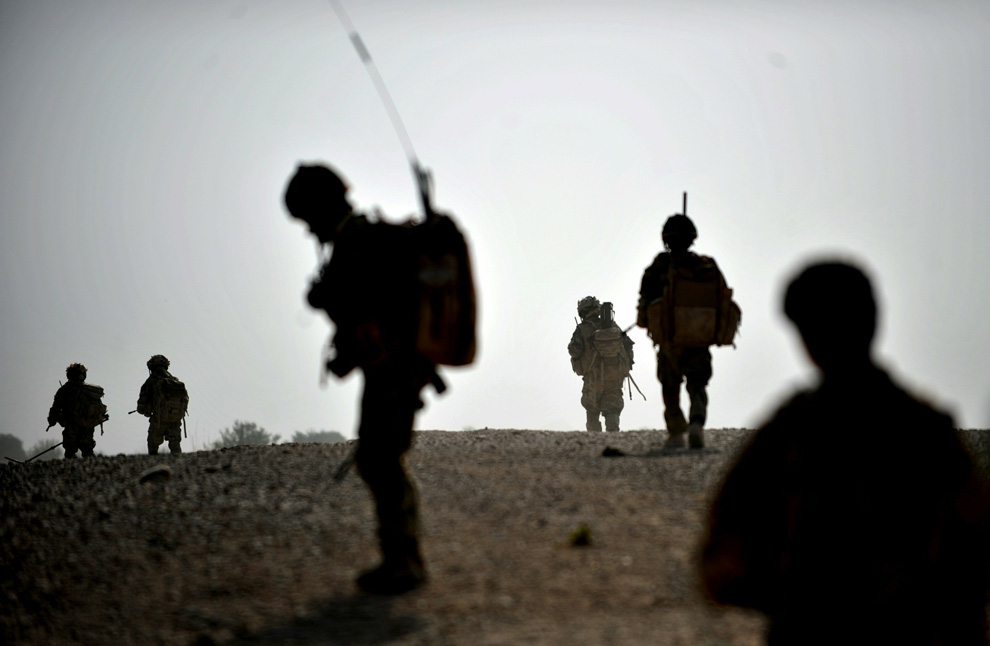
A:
[328,0,419,167]
[328,0,437,218]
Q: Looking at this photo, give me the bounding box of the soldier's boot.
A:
[358,475,427,595]
[358,533,426,595]
[687,422,705,449]
[663,410,688,449]
[359,524,426,594]
[148,442,158,456]
[604,412,620,433]
[586,410,602,433]
[80,436,97,458]
[168,440,182,454]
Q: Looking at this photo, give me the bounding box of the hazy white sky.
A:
[2,0,988,455]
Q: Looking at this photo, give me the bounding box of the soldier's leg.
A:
[601,380,625,432]
[79,428,96,458]
[658,350,687,447]
[62,427,79,459]
[683,348,713,449]
[165,423,182,453]
[581,380,602,432]
[147,422,164,455]
[354,363,426,594]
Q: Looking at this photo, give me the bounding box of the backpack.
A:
[64,383,108,428]
[647,256,741,348]
[592,325,632,379]
[410,213,477,367]
[153,376,189,423]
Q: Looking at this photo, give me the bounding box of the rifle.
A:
[6,440,65,464]
[27,441,63,463]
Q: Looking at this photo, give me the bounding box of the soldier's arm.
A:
[136,379,154,416]
[47,387,63,426]
[567,326,584,358]
[637,255,668,327]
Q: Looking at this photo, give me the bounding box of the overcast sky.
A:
[2,0,988,456]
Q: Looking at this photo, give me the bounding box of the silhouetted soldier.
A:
[700,260,990,645]
[136,355,189,454]
[284,163,475,594]
[637,212,739,449]
[47,363,108,458]
[568,296,634,432]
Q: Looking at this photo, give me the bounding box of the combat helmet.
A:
[577,296,601,319]
[662,214,697,251]
[147,354,170,370]
[65,363,87,382]
[283,163,351,231]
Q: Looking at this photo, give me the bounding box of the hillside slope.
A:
[2,429,986,645]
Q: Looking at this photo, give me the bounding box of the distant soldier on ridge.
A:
[47,363,108,459]
[568,296,634,432]
[136,354,189,455]
[637,197,740,449]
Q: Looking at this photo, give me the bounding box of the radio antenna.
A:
[328,0,419,167]
[328,0,437,218]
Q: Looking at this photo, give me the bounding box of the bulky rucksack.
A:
[410,213,477,367]
[153,376,189,423]
[594,325,632,367]
[647,256,741,348]
[64,383,108,428]
[593,325,633,384]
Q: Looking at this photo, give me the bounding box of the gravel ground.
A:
[3,428,988,646]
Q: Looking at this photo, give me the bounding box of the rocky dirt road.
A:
[3,428,987,645]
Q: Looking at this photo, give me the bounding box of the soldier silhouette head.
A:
[784,260,877,374]
[662,214,697,253]
[284,164,353,244]
[66,363,87,382]
[577,295,601,320]
[147,354,170,372]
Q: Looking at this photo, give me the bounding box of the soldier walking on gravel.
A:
[136,355,189,455]
[284,163,475,595]
[700,260,990,645]
[568,296,634,432]
[637,207,740,449]
[47,363,108,459]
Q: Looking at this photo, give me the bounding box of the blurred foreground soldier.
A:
[637,208,740,449]
[700,261,990,645]
[136,355,189,455]
[47,363,108,459]
[284,162,476,594]
[568,297,634,432]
